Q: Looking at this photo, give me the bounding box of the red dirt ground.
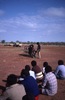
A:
[0,43,65,100]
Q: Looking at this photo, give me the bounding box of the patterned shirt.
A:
[32,65,43,80]
[42,72,57,96]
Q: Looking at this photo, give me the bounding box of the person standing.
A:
[36,42,41,58]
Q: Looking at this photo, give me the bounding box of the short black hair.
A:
[45,65,52,73]
[58,60,64,65]
[37,42,39,45]
[43,62,48,67]
[21,69,29,78]
[6,74,17,85]
[25,65,30,71]
[31,60,37,66]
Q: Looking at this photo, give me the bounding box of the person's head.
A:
[43,62,48,67]
[25,65,30,71]
[5,74,17,86]
[21,69,29,78]
[45,65,52,73]
[31,60,37,67]
[37,42,39,45]
[58,60,64,65]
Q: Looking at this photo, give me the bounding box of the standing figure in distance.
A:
[36,42,41,58]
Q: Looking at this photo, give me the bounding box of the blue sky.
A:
[0,0,65,42]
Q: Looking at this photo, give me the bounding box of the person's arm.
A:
[42,76,47,88]
[1,89,10,100]
[0,90,9,100]
[0,85,6,96]
[54,66,59,76]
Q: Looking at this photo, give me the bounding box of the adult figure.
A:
[40,65,57,96]
[28,44,33,57]
[0,74,26,100]
[18,69,39,100]
[36,42,41,58]
[54,60,65,79]
[31,60,43,83]
[28,44,36,58]
[25,65,36,79]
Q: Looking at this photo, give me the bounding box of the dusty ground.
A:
[0,43,65,100]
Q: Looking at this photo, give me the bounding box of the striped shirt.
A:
[42,72,57,96]
[32,65,43,80]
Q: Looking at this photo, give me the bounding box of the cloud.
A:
[40,7,65,17]
[0,10,4,16]
[0,15,39,32]
[0,8,65,37]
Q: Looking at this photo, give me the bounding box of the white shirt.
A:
[42,67,45,73]
[29,70,36,79]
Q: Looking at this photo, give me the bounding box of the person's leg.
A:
[39,51,41,58]
[42,88,48,95]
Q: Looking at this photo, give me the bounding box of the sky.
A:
[0,0,65,42]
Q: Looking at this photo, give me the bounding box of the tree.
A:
[1,40,5,43]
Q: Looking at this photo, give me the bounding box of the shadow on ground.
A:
[19,54,31,58]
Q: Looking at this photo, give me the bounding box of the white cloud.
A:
[40,7,65,17]
[0,9,65,37]
[0,15,38,31]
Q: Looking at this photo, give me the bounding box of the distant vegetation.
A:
[0,40,65,46]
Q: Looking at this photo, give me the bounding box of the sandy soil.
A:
[0,43,65,100]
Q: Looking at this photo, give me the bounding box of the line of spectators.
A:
[0,59,65,100]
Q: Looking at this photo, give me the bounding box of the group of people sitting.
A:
[0,60,65,100]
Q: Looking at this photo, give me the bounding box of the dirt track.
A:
[0,44,65,100]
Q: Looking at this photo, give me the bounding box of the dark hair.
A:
[21,69,29,78]
[58,60,64,65]
[45,65,52,73]
[25,65,30,71]
[37,42,39,45]
[43,62,48,67]
[6,74,17,86]
[31,60,37,66]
